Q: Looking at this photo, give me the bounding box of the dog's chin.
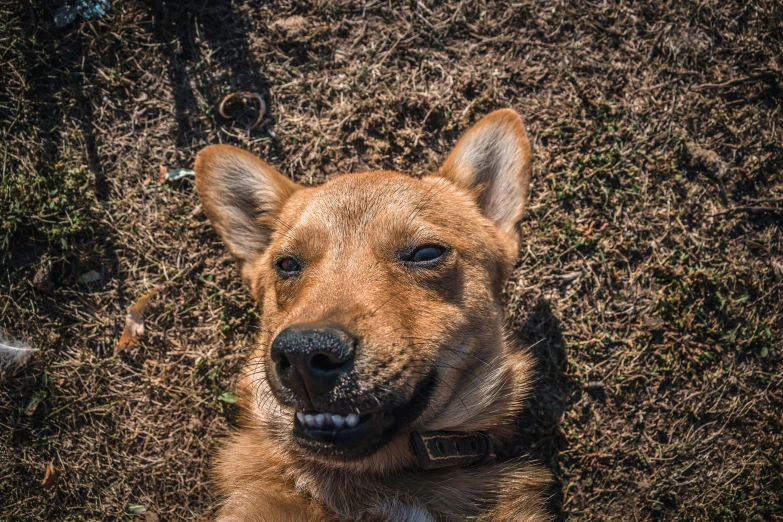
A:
[286,371,438,462]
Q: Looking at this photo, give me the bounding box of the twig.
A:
[711,206,783,217]
[747,197,783,204]
[690,72,777,92]
[555,271,582,284]
[219,92,266,130]
[544,271,583,285]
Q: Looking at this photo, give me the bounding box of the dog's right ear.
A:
[195,145,299,274]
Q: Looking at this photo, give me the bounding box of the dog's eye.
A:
[276,256,302,275]
[411,246,443,262]
[401,245,447,265]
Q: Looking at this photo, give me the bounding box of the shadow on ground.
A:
[506,298,572,521]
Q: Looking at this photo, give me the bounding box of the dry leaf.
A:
[683,140,729,179]
[41,459,60,491]
[24,395,42,416]
[644,315,665,331]
[33,262,53,293]
[158,164,167,184]
[269,15,309,37]
[115,288,159,357]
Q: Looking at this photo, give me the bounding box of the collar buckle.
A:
[410,431,496,470]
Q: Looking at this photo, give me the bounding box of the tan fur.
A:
[195,109,551,521]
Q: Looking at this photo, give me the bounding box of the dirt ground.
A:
[1,1,782,520]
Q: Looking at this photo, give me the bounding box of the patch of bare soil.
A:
[1,1,781,520]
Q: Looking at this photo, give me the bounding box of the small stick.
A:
[557,271,582,284]
[219,92,266,130]
[747,198,783,204]
[585,381,605,392]
[711,206,783,217]
[690,72,777,92]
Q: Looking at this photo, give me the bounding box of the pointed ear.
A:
[431,109,532,246]
[195,145,299,269]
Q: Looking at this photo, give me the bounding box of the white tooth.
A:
[315,413,326,428]
[296,412,305,424]
[305,414,315,427]
[331,415,345,429]
[346,413,359,428]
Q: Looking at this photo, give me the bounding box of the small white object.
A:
[315,413,326,428]
[78,270,102,284]
[346,413,360,428]
[0,328,37,370]
[332,414,345,429]
[296,411,305,424]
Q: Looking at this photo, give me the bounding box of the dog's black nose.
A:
[270,325,356,402]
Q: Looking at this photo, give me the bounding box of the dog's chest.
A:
[296,475,436,522]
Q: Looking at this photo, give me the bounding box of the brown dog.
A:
[195,109,550,521]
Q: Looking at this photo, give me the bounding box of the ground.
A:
[1,1,782,521]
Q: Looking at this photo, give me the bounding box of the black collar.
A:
[410,431,496,470]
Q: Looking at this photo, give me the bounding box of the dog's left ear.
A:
[431,109,532,248]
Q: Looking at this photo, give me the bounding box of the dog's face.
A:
[196,109,532,469]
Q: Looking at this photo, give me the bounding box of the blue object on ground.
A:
[80,0,111,20]
[54,0,111,27]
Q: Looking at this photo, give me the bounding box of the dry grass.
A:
[1,1,781,520]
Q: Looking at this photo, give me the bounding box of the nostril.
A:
[276,353,291,371]
[310,352,349,373]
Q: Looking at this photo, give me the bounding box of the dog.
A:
[195,109,550,521]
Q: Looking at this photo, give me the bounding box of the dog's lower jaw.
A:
[213,344,549,522]
[290,370,439,462]
[251,339,529,474]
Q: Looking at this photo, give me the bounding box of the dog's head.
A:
[196,109,532,471]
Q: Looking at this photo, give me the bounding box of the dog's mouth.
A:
[291,371,437,460]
